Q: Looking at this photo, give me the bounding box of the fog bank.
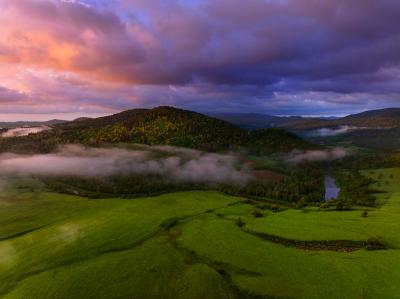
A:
[307,126,367,137]
[1,126,50,138]
[287,147,348,164]
[0,145,251,184]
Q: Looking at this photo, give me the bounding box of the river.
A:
[324,175,340,201]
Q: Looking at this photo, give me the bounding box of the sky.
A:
[0,0,400,120]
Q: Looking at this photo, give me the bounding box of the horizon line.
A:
[0,106,399,122]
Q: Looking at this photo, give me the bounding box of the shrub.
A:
[251,209,264,218]
[336,200,344,211]
[361,210,368,218]
[88,193,101,199]
[160,217,179,230]
[271,204,279,211]
[336,199,353,211]
[365,236,387,250]
[294,202,306,209]
[236,217,245,228]
[257,204,267,210]
[319,202,330,209]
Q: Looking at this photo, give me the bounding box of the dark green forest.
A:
[0,107,313,154]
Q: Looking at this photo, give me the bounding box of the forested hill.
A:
[0,106,314,153]
[286,108,400,129]
[247,128,313,153]
[51,106,247,149]
[209,113,305,130]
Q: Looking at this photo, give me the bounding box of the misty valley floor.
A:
[0,171,400,299]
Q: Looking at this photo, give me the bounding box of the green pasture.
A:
[0,168,400,298]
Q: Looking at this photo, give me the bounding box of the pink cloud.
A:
[0,0,399,118]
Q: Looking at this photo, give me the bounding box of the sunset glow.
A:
[0,0,400,119]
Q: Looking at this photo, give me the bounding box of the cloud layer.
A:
[287,147,349,164]
[0,0,400,117]
[0,144,252,184]
[308,126,366,137]
[1,126,50,138]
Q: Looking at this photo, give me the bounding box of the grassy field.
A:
[0,169,400,298]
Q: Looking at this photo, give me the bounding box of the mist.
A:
[308,126,364,137]
[1,126,50,138]
[287,147,348,164]
[0,145,252,184]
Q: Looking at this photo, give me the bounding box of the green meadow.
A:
[0,169,400,298]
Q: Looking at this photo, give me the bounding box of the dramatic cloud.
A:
[0,144,252,184]
[0,86,26,103]
[0,0,399,117]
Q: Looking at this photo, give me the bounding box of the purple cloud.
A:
[0,0,399,117]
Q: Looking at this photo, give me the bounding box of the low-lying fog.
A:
[0,144,349,187]
[1,126,50,138]
[287,147,348,164]
[0,145,252,184]
[308,126,364,137]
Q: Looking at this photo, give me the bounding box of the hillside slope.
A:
[210,113,305,130]
[314,127,400,153]
[248,128,312,153]
[286,108,400,129]
[52,106,247,149]
[0,106,314,153]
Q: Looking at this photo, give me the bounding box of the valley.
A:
[1,2,399,297]
[0,106,398,298]
[0,168,399,299]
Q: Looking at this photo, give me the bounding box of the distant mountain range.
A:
[1,107,399,131]
[211,108,400,130]
[0,119,67,129]
[285,108,400,129]
[208,113,305,130]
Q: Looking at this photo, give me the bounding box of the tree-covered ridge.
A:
[248,128,312,153]
[286,108,400,130]
[315,127,400,153]
[0,106,314,153]
[48,106,246,150]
